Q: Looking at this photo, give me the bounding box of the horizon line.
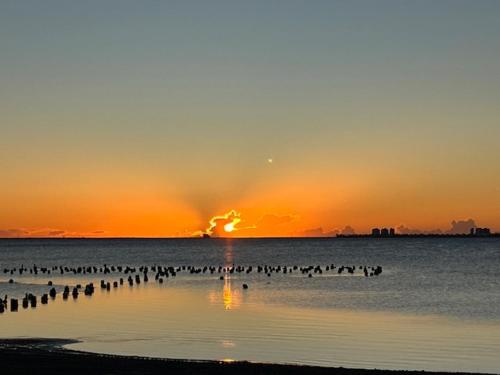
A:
[1,234,499,240]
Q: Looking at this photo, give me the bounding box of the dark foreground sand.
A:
[0,338,492,375]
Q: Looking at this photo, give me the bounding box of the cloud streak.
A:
[0,228,107,238]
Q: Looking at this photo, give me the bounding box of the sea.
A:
[0,238,499,373]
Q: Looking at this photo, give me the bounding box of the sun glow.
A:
[224,222,235,232]
[200,210,243,236]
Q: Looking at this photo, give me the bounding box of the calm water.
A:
[0,238,499,373]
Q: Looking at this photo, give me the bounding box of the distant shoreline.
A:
[0,338,493,375]
[335,234,500,238]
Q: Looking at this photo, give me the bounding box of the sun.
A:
[202,209,242,236]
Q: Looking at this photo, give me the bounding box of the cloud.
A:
[196,211,299,237]
[301,227,328,237]
[234,213,299,237]
[447,218,476,234]
[294,227,339,237]
[199,210,250,237]
[340,225,356,235]
[0,228,107,238]
[256,214,297,228]
[0,228,29,237]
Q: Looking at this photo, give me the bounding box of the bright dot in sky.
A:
[267,158,273,164]
[224,223,235,232]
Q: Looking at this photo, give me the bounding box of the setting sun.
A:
[200,210,246,237]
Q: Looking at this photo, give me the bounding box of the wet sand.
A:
[0,338,492,375]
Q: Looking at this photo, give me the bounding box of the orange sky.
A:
[1,2,499,237]
[0,144,499,237]
[0,164,498,237]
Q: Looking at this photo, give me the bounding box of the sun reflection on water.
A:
[223,276,241,310]
[209,275,242,310]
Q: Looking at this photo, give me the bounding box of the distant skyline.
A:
[0,216,494,238]
[1,1,499,237]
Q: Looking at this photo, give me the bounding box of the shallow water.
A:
[1,238,499,373]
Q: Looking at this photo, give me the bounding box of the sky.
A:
[1,0,499,237]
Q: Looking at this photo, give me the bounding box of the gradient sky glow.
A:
[1,1,499,237]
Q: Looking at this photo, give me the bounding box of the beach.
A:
[0,338,495,375]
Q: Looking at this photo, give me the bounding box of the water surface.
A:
[1,238,499,373]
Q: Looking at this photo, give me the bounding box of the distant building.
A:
[371,227,396,237]
[473,227,491,236]
[469,227,491,236]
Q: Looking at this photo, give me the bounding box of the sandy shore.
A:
[0,338,493,375]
